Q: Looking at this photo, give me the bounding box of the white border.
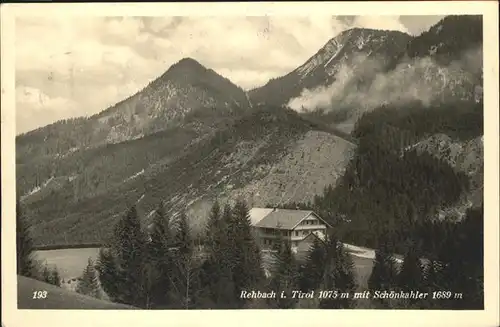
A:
[1,2,499,327]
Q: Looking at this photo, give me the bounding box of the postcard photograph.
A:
[1,2,499,326]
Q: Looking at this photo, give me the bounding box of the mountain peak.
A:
[161,57,208,78]
[175,57,204,68]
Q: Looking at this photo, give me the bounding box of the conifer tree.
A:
[40,264,61,287]
[420,260,445,309]
[16,200,36,277]
[205,200,222,247]
[397,246,423,292]
[171,211,196,309]
[96,247,121,301]
[97,205,148,307]
[200,202,237,308]
[368,241,399,308]
[41,265,51,283]
[332,242,356,308]
[147,202,173,308]
[76,258,102,299]
[318,236,356,309]
[231,200,264,307]
[267,238,299,309]
[176,211,192,256]
[50,268,61,287]
[299,237,327,292]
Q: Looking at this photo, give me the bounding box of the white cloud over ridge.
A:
[15,15,441,134]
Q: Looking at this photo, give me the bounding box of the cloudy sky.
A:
[15,15,444,134]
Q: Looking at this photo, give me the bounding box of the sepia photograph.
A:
[1,2,499,326]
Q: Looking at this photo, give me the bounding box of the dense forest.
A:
[16,201,63,288]
[276,99,482,255]
[17,194,483,309]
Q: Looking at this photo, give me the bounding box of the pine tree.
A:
[147,202,173,308]
[97,205,148,307]
[176,211,192,256]
[200,202,237,308]
[170,211,196,309]
[299,237,327,292]
[40,264,61,287]
[50,268,61,287]
[420,260,445,309]
[76,258,102,299]
[397,246,423,292]
[205,200,222,247]
[368,242,399,308]
[16,200,36,277]
[318,236,356,309]
[230,200,264,308]
[267,238,299,309]
[41,265,51,284]
[332,242,356,308]
[96,248,122,302]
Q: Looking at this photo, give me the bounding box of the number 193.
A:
[33,290,48,299]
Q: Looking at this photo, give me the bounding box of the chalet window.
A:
[295,231,299,236]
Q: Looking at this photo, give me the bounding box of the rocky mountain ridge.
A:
[16,58,251,165]
[251,15,483,134]
[249,28,411,107]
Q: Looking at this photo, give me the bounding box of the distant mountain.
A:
[92,57,252,142]
[16,58,252,195]
[249,28,412,107]
[16,57,250,161]
[251,16,483,134]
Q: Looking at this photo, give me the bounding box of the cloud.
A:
[287,47,483,120]
[15,15,436,133]
[16,86,79,133]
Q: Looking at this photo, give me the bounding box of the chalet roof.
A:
[249,208,316,230]
[307,230,327,242]
[249,208,274,225]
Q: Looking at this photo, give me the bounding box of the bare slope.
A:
[224,131,355,206]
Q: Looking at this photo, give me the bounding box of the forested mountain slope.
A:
[283,99,483,254]
[21,107,355,245]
